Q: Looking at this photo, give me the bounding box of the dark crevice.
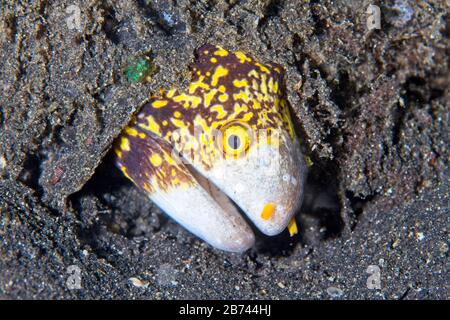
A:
[392,76,430,146]
[71,151,166,241]
[392,101,407,146]
[329,70,358,111]
[322,126,341,148]
[345,190,377,230]
[429,86,445,101]
[16,151,61,217]
[101,6,121,45]
[303,159,343,238]
[136,0,186,36]
[399,73,447,109]
[399,287,411,300]
[4,13,17,41]
[291,33,305,70]
[441,12,450,39]
[0,108,4,128]
[402,76,428,105]
[291,98,344,240]
[188,1,212,33]
[18,153,43,196]
[305,92,321,119]
[257,0,283,32]
[309,0,329,37]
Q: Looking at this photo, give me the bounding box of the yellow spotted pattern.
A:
[115,44,297,193]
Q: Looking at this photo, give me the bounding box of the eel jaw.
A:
[149,168,256,253]
[197,137,306,237]
[116,126,304,253]
[146,134,305,252]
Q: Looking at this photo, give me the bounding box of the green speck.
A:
[125,56,156,83]
[304,155,314,167]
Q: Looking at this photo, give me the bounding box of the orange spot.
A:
[261,203,276,220]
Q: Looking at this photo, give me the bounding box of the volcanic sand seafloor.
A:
[0,169,448,299]
[0,0,448,299]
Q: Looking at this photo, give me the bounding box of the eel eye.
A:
[220,122,252,158]
[227,134,241,150]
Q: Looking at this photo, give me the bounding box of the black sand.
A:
[0,0,448,299]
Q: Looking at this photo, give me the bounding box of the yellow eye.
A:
[219,122,252,158]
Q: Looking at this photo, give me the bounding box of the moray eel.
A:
[115,44,306,252]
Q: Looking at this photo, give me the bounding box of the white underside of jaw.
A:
[149,176,255,253]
